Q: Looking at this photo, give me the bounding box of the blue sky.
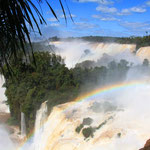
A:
[33,0,150,38]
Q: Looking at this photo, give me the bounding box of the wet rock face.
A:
[140,139,150,150]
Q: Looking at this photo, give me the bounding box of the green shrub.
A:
[7,117,18,126]
[82,127,94,139]
[83,117,93,125]
[117,132,121,138]
[75,124,84,133]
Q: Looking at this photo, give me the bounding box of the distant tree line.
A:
[49,35,150,51]
[80,36,150,50]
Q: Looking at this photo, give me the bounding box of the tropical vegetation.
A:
[3,50,150,132]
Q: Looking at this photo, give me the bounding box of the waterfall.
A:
[21,112,26,138]
[0,76,9,113]
[33,101,48,150]
[34,101,48,136]
[20,82,150,150]
[18,42,150,150]
[51,41,137,68]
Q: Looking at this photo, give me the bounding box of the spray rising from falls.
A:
[0,77,16,150]
[0,126,16,150]
[51,41,140,68]
[16,41,150,150]
[19,79,150,150]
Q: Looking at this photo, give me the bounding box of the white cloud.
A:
[77,0,113,5]
[130,7,146,13]
[120,21,150,32]
[115,9,131,16]
[95,6,130,16]
[123,22,148,28]
[92,15,120,21]
[71,14,77,18]
[47,18,58,22]
[74,22,98,29]
[121,9,130,14]
[96,6,117,13]
[95,5,146,16]
[60,14,77,19]
[50,23,60,27]
[47,14,76,22]
[118,7,146,15]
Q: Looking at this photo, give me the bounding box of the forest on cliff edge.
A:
[3,51,150,132]
[31,35,150,54]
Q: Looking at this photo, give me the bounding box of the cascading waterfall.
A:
[33,101,48,150]
[0,76,9,113]
[21,112,26,138]
[51,41,138,68]
[18,42,150,150]
[20,80,150,150]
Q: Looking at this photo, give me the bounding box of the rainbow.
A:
[18,80,147,150]
[72,80,146,103]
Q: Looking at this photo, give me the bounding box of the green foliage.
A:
[76,116,114,139]
[82,127,94,139]
[5,51,150,132]
[83,117,93,126]
[75,124,84,133]
[79,35,150,51]
[117,133,121,138]
[143,59,149,67]
[4,52,78,129]
[75,117,93,134]
[96,120,107,130]
[50,35,150,51]
[7,116,18,126]
[72,59,130,88]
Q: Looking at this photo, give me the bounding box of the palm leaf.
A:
[0,0,72,76]
[59,0,67,24]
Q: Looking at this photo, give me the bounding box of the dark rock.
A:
[140,139,150,150]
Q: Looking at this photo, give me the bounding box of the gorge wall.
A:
[51,40,150,68]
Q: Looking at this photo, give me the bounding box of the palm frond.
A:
[0,0,72,76]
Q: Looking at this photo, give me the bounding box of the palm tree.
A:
[0,0,71,76]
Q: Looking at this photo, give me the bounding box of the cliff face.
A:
[51,41,150,66]
[136,47,150,61]
[51,41,137,68]
[51,40,150,68]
